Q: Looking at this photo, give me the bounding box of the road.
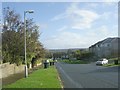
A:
[55,62,119,88]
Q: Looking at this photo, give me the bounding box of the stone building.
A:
[89,37,120,58]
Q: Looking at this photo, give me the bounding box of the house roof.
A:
[89,37,120,48]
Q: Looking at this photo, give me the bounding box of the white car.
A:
[96,58,108,65]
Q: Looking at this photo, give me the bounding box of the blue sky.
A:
[2,2,118,49]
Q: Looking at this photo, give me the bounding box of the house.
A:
[89,37,120,58]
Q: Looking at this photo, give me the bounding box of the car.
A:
[96,58,108,65]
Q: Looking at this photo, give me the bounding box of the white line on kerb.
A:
[57,62,83,88]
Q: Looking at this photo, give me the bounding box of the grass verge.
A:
[103,63,120,67]
[3,66,62,88]
[104,58,120,67]
[60,59,88,64]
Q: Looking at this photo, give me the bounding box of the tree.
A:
[74,50,94,60]
[45,50,52,58]
[80,51,93,59]
[2,7,45,65]
[2,7,24,65]
[75,50,81,60]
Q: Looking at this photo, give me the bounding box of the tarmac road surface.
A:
[55,62,119,88]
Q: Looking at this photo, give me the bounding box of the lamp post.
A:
[24,10,34,78]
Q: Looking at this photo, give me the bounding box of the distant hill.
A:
[48,48,88,53]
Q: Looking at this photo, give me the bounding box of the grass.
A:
[108,57,119,60]
[3,66,62,88]
[103,57,120,67]
[60,59,88,64]
[103,63,120,67]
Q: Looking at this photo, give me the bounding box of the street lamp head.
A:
[25,10,34,13]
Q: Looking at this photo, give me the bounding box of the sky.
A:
[1,1,118,49]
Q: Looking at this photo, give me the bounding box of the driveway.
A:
[55,62,118,88]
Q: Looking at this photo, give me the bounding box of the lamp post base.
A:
[25,65,28,78]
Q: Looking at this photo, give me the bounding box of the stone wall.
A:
[0,62,25,78]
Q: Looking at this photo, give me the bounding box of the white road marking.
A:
[56,62,83,88]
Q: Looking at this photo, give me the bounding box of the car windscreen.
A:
[99,59,103,61]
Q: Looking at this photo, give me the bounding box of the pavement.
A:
[55,62,119,88]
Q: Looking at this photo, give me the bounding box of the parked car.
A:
[96,58,108,65]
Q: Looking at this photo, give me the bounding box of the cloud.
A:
[42,23,117,49]
[51,13,67,21]
[57,26,68,32]
[51,2,118,29]
[37,23,48,29]
[43,30,108,49]
[86,3,98,8]
[102,2,117,6]
[2,0,119,2]
[86,25,117,40]
[99,11,117,24]
[43,2,118,49]
[70,9,100,29]
[43,32,88,49]
[51,3,100,30]
[99,26,109,36]
[101,0,119,2]
[101,12,112,20]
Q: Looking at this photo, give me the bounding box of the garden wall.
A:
[0,62,25,78]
